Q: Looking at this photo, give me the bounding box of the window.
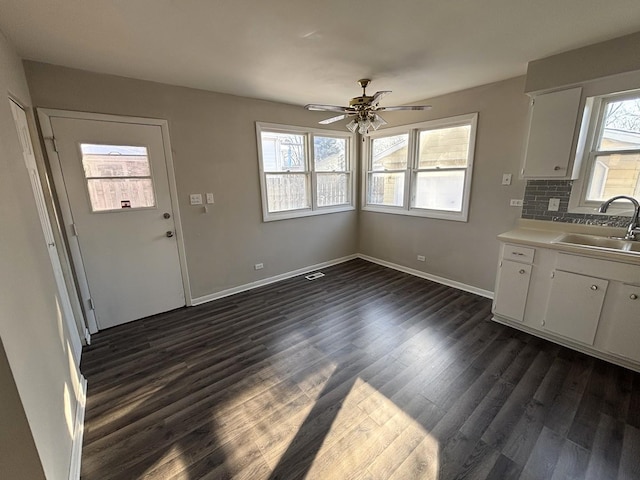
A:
[256,123,354,221]
[363,113,478,221]
[80,144,156,212]
[571,90,640,212]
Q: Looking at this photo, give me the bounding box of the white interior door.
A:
[50,116,185,329]
[9,99,83,364]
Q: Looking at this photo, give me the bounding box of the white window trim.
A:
[361,112,478,222]
[256,122,356,222]
[569,89,640,216]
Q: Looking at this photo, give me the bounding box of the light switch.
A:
[548,198,560,211]
[206,193,215,204]
[510,199,523,207]
[501,173,512,186]
[190,193,203,205]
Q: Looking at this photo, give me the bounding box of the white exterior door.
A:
[50,116,185,329]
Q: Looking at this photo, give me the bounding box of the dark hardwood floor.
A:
[80,259,640,479]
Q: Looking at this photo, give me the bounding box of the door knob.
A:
[166,231,174,238]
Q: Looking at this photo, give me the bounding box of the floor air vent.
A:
[305,272,325,281]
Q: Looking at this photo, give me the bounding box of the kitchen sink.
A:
[554,233,640,253]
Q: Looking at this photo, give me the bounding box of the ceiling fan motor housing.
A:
[349,95,374,107]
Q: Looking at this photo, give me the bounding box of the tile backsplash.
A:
[521,180,632,228]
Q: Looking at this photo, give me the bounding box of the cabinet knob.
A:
[519,269,526,274]
[553,166,564,171]
[591,285,598,291]
[631,294,638,300]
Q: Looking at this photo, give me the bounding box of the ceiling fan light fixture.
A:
[346,119,359,133]
[358,119,370,135]
[369,114,386,131]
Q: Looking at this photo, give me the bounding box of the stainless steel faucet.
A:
[598,195,640,240]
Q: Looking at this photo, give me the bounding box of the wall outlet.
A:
[548,198,560,211]
[189,193,203,205]
[206,193,215,204]
[254,263,264,270]
[501,173,512,186]
[510,199,523,207]
[417,255,426,262]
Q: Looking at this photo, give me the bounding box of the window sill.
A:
[361,205,468,222]
[263,205,355,222]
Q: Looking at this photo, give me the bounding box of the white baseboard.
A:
[357,254,494,299]
[68,375,87,480]
[191,254,359,306]
[191,252,493,307]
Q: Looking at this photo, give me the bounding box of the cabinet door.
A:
[604,284,640,362]
[522,87,582,178]
[493,260,532,322]
[544,270,608,345]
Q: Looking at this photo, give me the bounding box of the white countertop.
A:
[498,224,640,266]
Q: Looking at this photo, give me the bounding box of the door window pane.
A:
[414,171,465,211]
[80,144,156,211]
[371,134,408,171]
[418,125,470,168]
[265,174,309,212]
[87,178,155,211]
[368,172,405,206]
[314,137,346,171]
[317,173,349,207]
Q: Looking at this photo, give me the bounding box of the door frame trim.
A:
[37,109,193,333]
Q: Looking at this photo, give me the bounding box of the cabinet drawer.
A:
[503,244,535,264]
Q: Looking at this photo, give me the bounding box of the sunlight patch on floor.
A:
[139,444,189,480]
[222,359,338,470]
[304,378,440,479]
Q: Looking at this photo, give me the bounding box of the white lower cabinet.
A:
[544,270,608,345]
[603,283,640,362]
[493,260,532,322]
[493,241,640,371]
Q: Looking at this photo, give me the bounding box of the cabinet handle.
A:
[519,269,526,274]
[553,166,564,171]
[591,285,598,291]
[512,252,525,256]
[631,294,638,300]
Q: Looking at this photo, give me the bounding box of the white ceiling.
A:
[1,0,640,107]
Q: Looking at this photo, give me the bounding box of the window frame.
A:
[361,112,478,222]
[79,143,158,213]
[569,89,640,215]
[256,122,356,222]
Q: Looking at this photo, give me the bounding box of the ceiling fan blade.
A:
[305,104,352,113]
[319,114,347,124]
[376,105,432,112]
[371,91,392,105]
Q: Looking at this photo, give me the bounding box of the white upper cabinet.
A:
[521,87,582,179]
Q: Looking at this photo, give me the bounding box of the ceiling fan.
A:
[305,79,432,134]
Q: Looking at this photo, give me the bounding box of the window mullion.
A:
[407,129,418,209]
[308,133,317,210]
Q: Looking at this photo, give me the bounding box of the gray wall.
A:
[0,340,46,480]
[359,77,530,292]
[0,31,80,480]
[24,61,358,300]
[25,63,530,298]
[525,31,640,93]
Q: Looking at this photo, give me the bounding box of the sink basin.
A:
[554,233,640,253]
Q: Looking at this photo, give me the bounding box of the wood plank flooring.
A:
[80,259,640,479]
